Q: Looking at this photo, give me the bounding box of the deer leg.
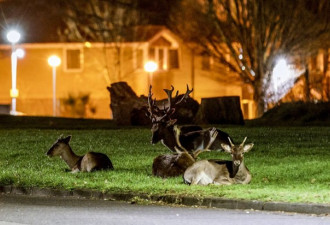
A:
[191,176,199,185]
[213,177,233,185]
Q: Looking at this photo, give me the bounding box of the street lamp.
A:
[48,55,61,117]
[7,29,23,115]
[144,61,158,90]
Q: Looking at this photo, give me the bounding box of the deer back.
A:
[79,152,114,172]
[152,152,195,178]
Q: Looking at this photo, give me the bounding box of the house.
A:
[0,26,255,119]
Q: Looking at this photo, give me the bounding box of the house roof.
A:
[124,25,166,42]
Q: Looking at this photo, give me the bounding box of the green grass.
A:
[0,126,329,204]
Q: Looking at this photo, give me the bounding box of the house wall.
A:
[0,44,111,118]
[0,35,253,119]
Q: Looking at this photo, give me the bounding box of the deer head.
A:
[147,85,193,144]
[46,135,72,157]
[221,137,254,167]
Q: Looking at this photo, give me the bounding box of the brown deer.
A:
[147,85,232,152]
[183,137,254,185]
[152,126,218,178]
[46,135,114,172]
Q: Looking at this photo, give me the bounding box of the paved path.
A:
[0,195,329,225]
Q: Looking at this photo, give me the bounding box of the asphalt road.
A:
[0,195,329,225]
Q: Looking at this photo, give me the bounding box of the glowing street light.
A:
[48,55,61,116]
[7,29,23,115]
[144,61,158,89]
[6,30,21,44]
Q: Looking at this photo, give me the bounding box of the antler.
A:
[173,125,189,153]
[228,137,235,147]
[147,85,193,123]
[147,85,162,122]
[163,84,193,114]
[240,137,247,147]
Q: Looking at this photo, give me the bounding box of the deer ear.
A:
[167,119,177,127]
[221,143,232,153]
[243,143,254,153]
[63,135,72,144]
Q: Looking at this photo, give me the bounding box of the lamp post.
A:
[48,55,61,117]
[7,30,23,115]
[144,61,158,90]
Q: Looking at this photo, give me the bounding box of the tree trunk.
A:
[304,66,310,102]
[253,78,266,118]
[196,96,244,125]
[322,48,329,101]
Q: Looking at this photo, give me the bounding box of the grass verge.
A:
[0,126,329,204]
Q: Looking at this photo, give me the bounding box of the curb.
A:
[1,185,329,215]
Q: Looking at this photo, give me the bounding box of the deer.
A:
[183,137,254,185]
[152,126,218,178]
[147,85,232,153]
[46,135,114,172]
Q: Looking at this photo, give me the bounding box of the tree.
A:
[59,0,180,85]
[58,0,146,84]
[171,0,330,116]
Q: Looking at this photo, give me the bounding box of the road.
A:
[0,195,329,225]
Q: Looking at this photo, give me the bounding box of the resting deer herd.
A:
[46,85,254,186]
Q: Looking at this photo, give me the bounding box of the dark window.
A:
[148,48,155,60]
[169,49,179,69]
[66,49,81,70]
[310,56,317,71]
[158,49,164,69]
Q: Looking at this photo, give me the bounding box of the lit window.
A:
[64,48,83,72]
[148,47,179,70]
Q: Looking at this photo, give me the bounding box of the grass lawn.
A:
[0,125,329,204]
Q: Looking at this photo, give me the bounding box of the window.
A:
[136,49,143,69]
[310,56,317,71]
[168,49,179,69]
[148,47,179,70]
[64,48,83,72]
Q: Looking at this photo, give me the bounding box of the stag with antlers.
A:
[147,85,233,152]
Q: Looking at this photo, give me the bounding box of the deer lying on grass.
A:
[147,85,232,152]
[152,126,218,178]
[183,137,254,185]
[46,135,114,172]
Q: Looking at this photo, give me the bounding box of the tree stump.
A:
[107,82,148,125]
[196,96,244,125]
[107,82,199,125]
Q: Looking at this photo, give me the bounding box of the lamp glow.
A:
[48,55,61,117]
[7,30,22,115]
[144,61,158,93]
[15,48,25,58]
[84,42,92,48]
[7,30,21,44]
[48,55,61,67]
[10,89,19,98]
[144,61,158,73]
